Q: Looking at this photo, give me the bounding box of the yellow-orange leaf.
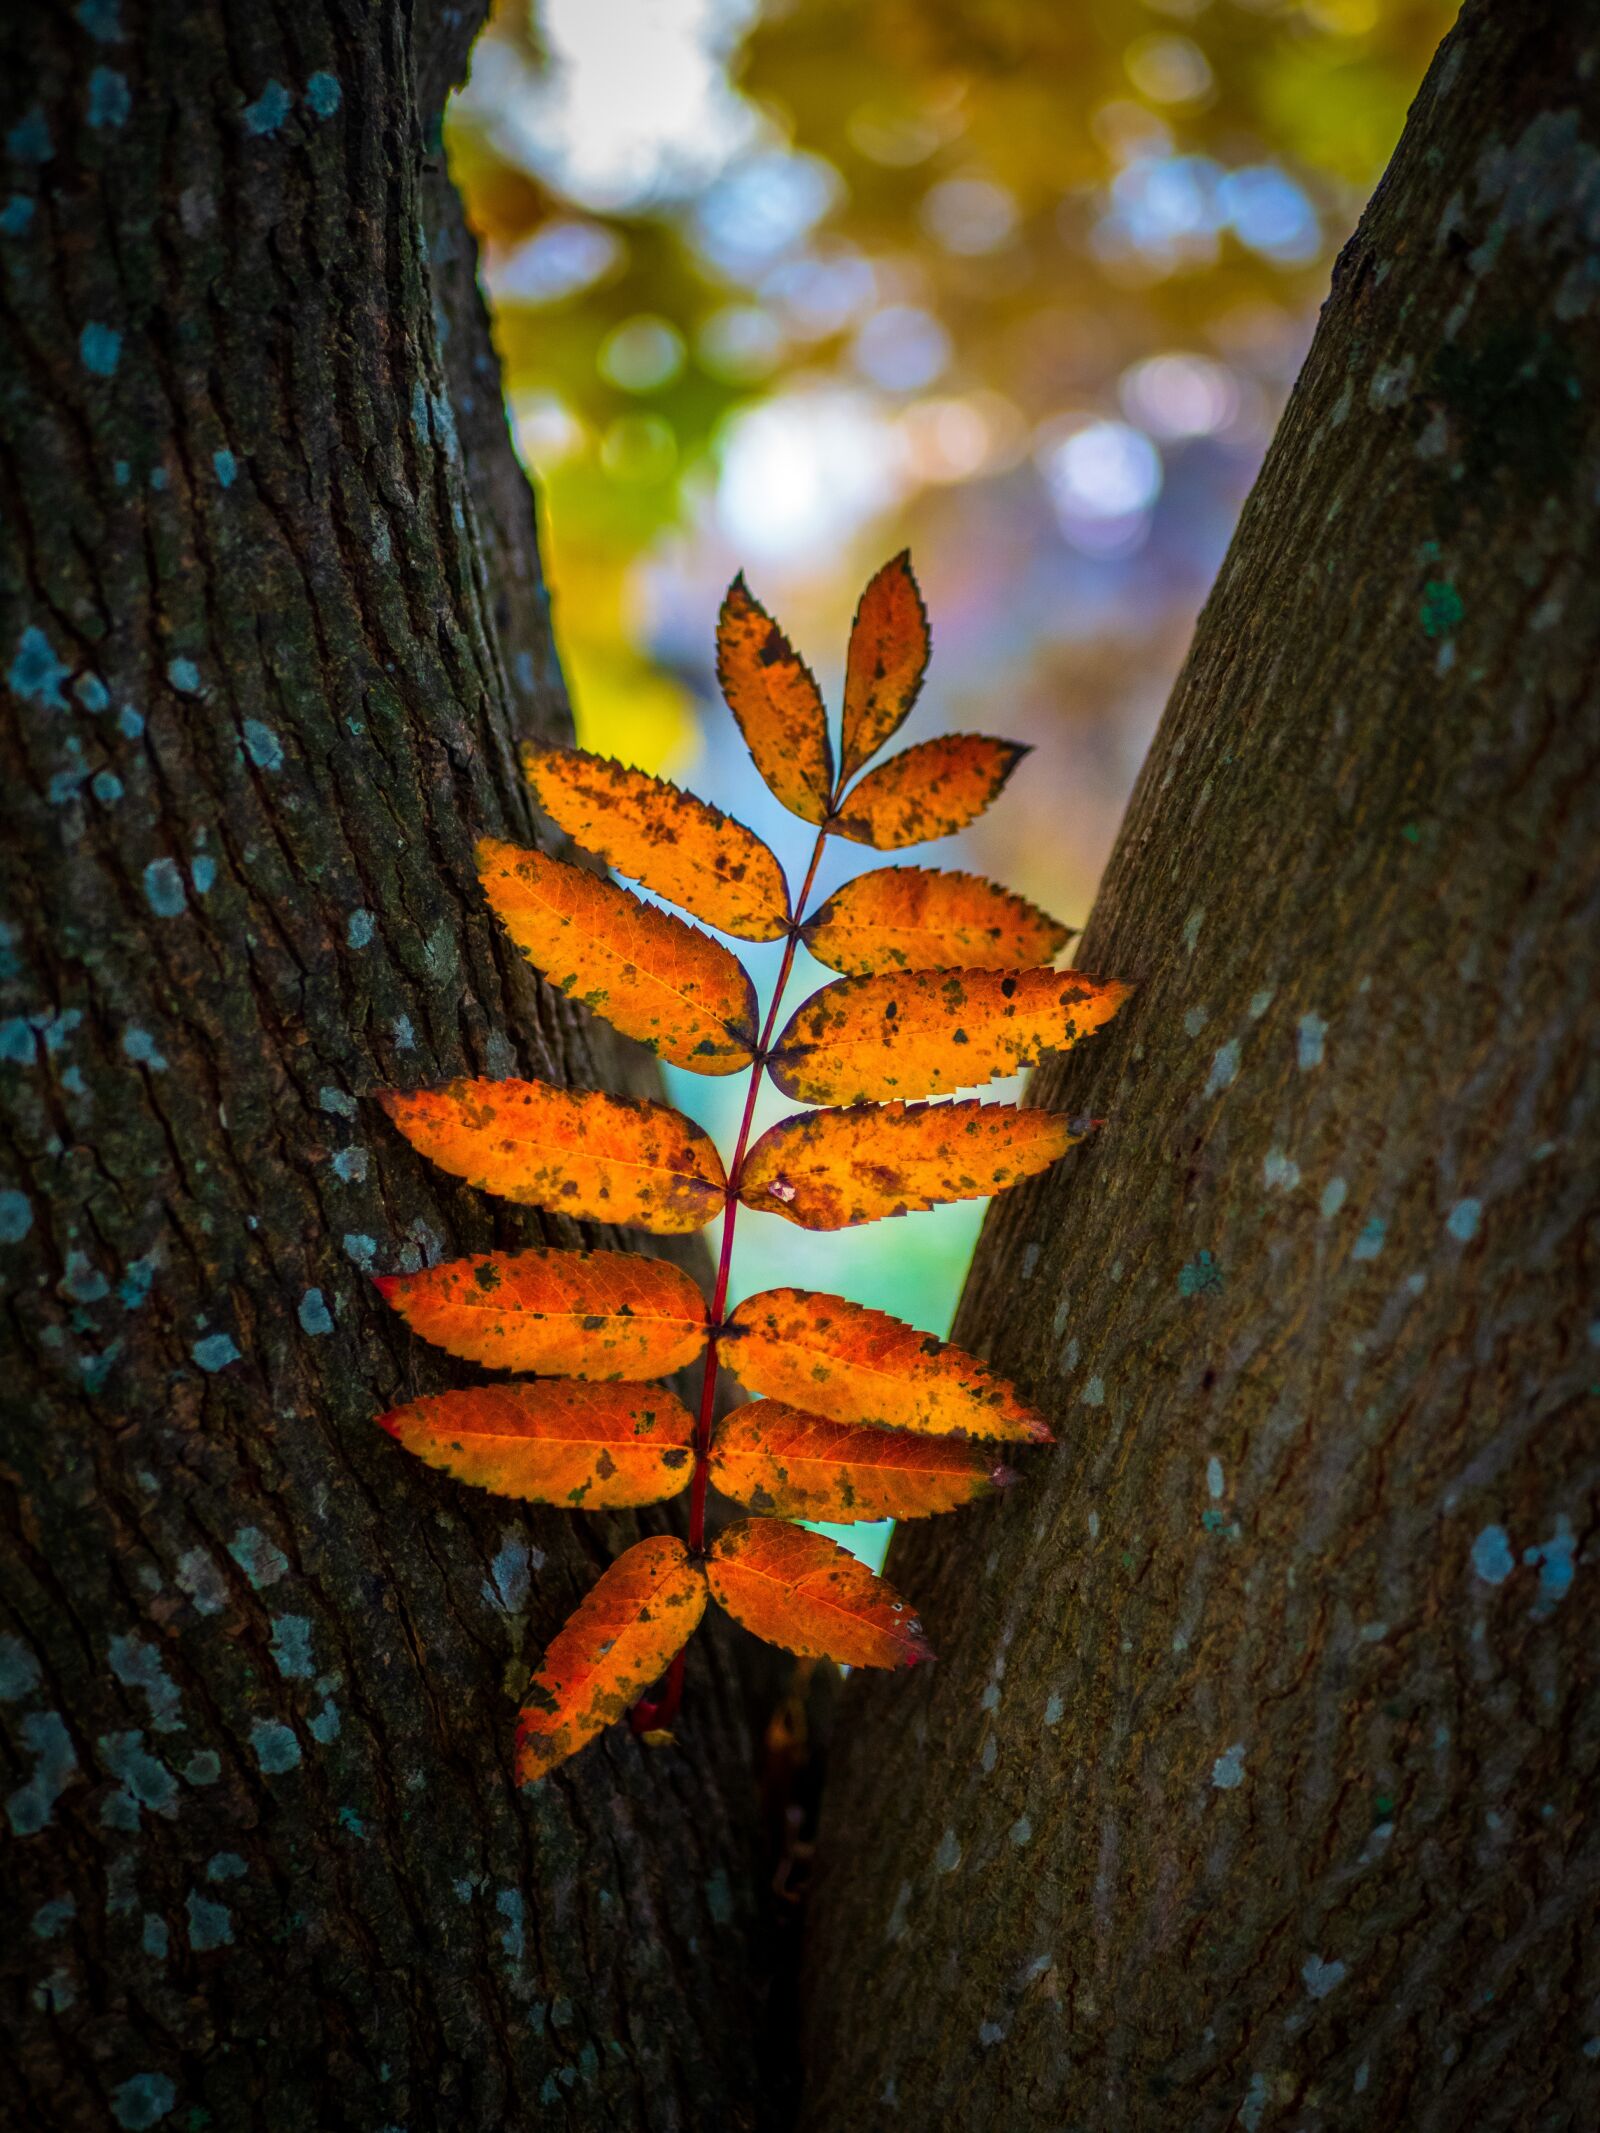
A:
[716,576,834,824]
[840,551,930,779]
[738,1100,1087,1230]
[832,734,1025,849]
[726,1288,1051,1442]
[374,1248,707,1378]
[710,1401,1011,1523]
[380,1077,726,1234]
[523,742,790,942]
[477,838,757,1076]
[769,968,1130,1105]
[706,1518,932,1666]
[377,1381,695,1507]
[516,1535,707,1782]
[802,866,1072,977]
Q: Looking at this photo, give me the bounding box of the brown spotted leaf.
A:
[377,1381,695,1508]
[374,1247,708,1379]
[802,865,1072,978]
[478,838,757,1075]
[516,1535,707,1782]
[738,1099,1087,1229]
[710,1400,1011,1523]
[840,550,930,779]
[379,1077,726,1234]
[769,967,1130,1105]
[705,1518,932,1667]
[716,575,834,824]
[523,741,790,941]
[831,734,1026,849]
[725,1287,1051,1442]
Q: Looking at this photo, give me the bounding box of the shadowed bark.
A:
[801,5,1600,2128]
[1,7,773,2129]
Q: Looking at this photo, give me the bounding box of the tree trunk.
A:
[1,8,773,2129]
[801,5,1600,2128]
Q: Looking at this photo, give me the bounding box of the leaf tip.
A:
[513,1714,554,1787]
[374,1406,403,1439]
[371,1273,399,1302]
[474,833,511,883]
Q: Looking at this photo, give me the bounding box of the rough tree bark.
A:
[802,5,1599,2129]
[1,7,774,2130]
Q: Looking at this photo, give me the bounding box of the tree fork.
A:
[801,4,1600,2128]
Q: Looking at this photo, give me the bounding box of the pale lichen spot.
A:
[1470,1524,1514,1585]
[1212,1742,1246,1790]
[1204,1041,1239,1098]
[1302,1954,1347,2000]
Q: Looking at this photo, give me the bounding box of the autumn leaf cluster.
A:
[371,557,1127,1782]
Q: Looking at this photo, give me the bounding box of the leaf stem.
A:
[631,816,834,1733]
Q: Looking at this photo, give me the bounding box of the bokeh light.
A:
[447,0,1456,1567]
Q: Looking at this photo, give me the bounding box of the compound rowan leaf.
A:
[710,1400,1012,1523]
[840,551,930,779]
[523,742,790,942]
[380,1077,726,1234]
[725,1287,1051,1442]
[739,1100,1087,1229]
[377,1381,695,1507]
[769,967,1130,1104]
[374,1247,707,1378]
[478,838,757,1076]
[706,1518,932,1667]
[802,865,1072,978]
[516,1535,707,1783]
[832,734,1026,849]
[716,575,834,824]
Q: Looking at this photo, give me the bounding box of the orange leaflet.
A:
[516,1535,707,1782]
[710,1400,1012,1523]
[706,1518,932,1667]
[724,1287,1051,1443]
[716,575,834,824]
[840,551,930,780]
[380,1077,726,1234]
[477,838,757,1076]
[374,1247,707,1378]
[831,734,1026,850]
[769,967,1130,1105]
[523,742,790,942]
[738,1100,1087,1230]
[377,1381,695,1508]
[802,865,1072,978]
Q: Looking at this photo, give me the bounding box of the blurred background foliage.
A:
[446,0,1453,1556]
